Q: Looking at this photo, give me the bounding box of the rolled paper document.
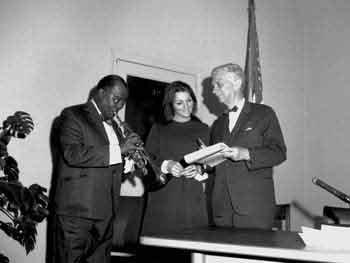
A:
[184,142,229,167]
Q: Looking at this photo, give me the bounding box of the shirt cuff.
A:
[244,148,251,160]
[109,144,123,165]
[194,172,208,182]
[161,160,170,173]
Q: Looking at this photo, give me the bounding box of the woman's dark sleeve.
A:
[144,124,171,191]
[145,124,162,167]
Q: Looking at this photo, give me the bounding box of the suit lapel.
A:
[111,121,125,143]
[228,101,252,143]
[215,114,230,143]
[83,101,109,143]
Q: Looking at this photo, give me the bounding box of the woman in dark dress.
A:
[142,81,210,235]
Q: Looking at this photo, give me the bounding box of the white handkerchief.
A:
[123,157,135,174]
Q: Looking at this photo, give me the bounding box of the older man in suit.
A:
[53,75,141,263]
[209,63,286,229]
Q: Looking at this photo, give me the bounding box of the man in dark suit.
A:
[209,63,286,229]
[53,75,141,263]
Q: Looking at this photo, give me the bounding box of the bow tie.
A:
[228,106,238,112]
[101,115,116,125]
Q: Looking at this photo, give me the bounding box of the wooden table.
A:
[137,227,350,263]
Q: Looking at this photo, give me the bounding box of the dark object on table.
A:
[312,177,350,225]
[323,206,350,225]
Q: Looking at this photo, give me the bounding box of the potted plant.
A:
[0,112,49,263]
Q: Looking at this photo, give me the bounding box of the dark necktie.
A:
[229,105,238,112]
[105,119,125,143]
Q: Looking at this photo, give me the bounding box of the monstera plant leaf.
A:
[0,252,10,263]
[0,139,9,171]
[2,156,19,181]
[14,217,37,254]
[0,219,37,254]
[0,181,25,212]
[2,111,34,139]
[0,181,49,219]
[0,182,48,254]
[0,139,8,157]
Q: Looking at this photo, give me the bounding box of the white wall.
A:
[1,0,349,262]
[300,0,350,226]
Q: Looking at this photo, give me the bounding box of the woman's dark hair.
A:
[162,81,198,122]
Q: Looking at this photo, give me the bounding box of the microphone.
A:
[312,177,350,205]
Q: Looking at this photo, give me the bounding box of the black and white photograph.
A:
[1,0,350,262]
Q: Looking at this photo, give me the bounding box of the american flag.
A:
[244,0,263,103]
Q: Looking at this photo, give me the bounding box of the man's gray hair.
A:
[211,63,245,82]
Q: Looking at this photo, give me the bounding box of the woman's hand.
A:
[181,164,202,179]
[166,160,184,177]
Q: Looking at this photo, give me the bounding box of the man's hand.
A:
[120,132,143,155]
[222,146,250,161]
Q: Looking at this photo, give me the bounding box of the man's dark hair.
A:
[88,75,127,100]
[163,81,198,122]
[96,75,127,91]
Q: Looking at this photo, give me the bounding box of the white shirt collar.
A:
[228,98,245,132]
[235,98,245,111]
[91,99,103,117]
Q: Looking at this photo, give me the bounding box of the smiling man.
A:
[209,63,287,229]
[53,75,141,263]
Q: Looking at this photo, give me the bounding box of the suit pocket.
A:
[63,169,88,181]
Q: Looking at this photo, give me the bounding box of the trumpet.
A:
[113,114,166,184]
